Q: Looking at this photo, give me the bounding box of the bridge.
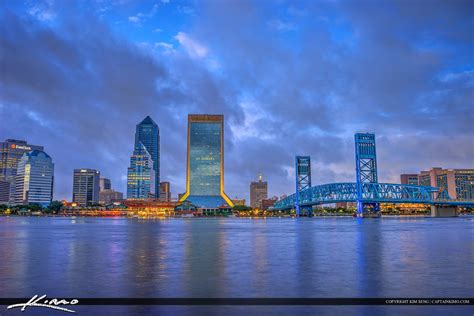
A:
[273,133,474,217]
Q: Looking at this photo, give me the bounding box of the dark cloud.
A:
[0,0,472,202]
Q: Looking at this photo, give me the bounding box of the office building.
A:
[232,199,246,206]
[0,180,9,204]
[260,196,278,210]
[134,116,160,194]
[99,178,111,191]
[99,189,123,204]
[179,114,233,208]
[401,174,419,185]
[250,174,268,208]
[412,168,474,200]
[73,169,100,205]
[127,142,155,199]
[14,150,54,206]
[0,139,44,203]
[159,181,171,202]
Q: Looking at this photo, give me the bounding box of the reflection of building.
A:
[400,174,418,185]
[134,116,160,193]
[411,168,474,200]
[232,199,246,206]
[0,139,44,203]
[99,178,111,191]
[127,142,155,199]
[73,169,100,205]
[99,190,123,204]
[159,181,171,202]
[250,174,267,208]
[15,150,54,206]
[180,114,233,208]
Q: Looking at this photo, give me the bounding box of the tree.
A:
[28,203,43,212]
[46,200,63,214]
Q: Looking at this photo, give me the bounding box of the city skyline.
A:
[1,0,473,203]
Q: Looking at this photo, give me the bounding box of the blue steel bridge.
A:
[273,133,474,217]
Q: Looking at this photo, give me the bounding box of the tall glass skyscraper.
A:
[180,114,233,208]
[127,142,155,199]
[134,116,160,193]
[15,150,54,206]
[0,139,44,204]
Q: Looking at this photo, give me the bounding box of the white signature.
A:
[7,294,79,313]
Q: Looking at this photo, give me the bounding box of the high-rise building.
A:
[99,178,111,191]
[400,174,419,185]
[99,190,123,204]
[0,180,9,204]
[250,174,268,208]
[127,142,155,199]
[73,169,100,205]
[14,150,54,206]
[134,116,160,194]
[159,181,171,202]
[416,168,474,200]
[179,114,233,208]
[0,139,44,204]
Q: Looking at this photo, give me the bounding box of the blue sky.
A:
[1,0,473,202]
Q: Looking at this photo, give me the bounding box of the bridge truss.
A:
[273,183,446,210]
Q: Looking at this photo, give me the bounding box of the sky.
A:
[0,0,473,202]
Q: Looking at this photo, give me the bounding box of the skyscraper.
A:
[14,150,54,206]
[127,142,155,199]
[134,116,160,194]
[72,169,100,205]
[250,174,268,208]
[159,181,171,202]
[0,139,44,204]
[180,114,233,208]
[99,178,111,191]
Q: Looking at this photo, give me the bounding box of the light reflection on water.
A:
[0,216,473,315]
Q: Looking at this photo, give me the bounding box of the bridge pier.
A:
[431,205,458,217]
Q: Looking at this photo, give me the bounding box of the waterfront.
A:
[0,216,473,315]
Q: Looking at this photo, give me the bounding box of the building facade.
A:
[232,199,246,206]
[260,196,278,210]
[250,174,268,208]
[0,180,9,204]
[134,116,160,194]
[400,174,419,185]
[159,181,171,202]
[73,169,100,205]
[409,168,474,200]
[99,178,111,191]
[0,139,44,204]
[179,114,233,208]
[14,150,54,206]
[127,142,155,199]
[99,189,123,204]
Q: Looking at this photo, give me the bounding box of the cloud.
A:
[128,16,140,23]
[174,32,208,59]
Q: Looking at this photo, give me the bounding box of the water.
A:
[0,216,473,315]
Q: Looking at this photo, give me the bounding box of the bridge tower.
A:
[295,156,312,216]
[354,133,380,217]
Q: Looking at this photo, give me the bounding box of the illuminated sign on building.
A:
[10,144,32,151]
